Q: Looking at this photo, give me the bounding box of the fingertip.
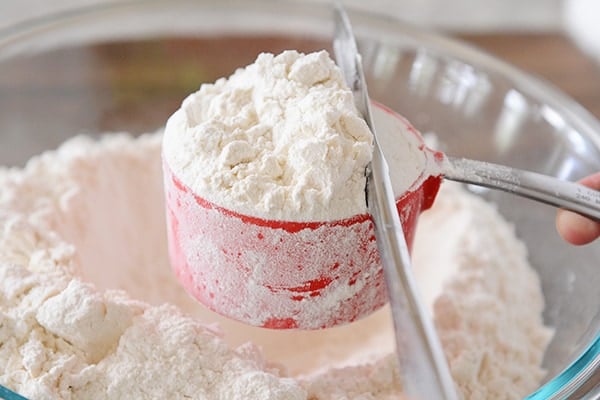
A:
[556,209,600,245]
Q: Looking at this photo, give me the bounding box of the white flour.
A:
[0,132,552,399]
[163,50,429,222]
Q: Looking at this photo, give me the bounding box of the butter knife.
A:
[333,6,459,400]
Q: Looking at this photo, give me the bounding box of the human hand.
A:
[556,172,600,245]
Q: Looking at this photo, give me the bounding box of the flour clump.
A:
[163,50,374,221]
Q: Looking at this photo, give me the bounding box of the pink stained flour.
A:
[0,132,552,399]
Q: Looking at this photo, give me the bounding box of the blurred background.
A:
[2,0,597,104]
[0,0,566,32]
[0,0,599,166]
[0,0,597,78]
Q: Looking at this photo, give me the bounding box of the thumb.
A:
[556,172,600,245]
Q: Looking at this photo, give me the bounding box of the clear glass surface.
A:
[0,1,599,398]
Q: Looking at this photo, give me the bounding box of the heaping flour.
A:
[163,50,429,222]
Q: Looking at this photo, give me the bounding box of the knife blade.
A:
[333,5,459,400]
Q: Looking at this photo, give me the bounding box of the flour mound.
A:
[163,50,374,221]
[0,133,552,399]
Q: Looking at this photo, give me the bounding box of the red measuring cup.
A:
[163,103,443,329]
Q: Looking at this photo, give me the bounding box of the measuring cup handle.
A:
[442,156,600,221]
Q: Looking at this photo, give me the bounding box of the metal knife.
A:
[333,5,459,400]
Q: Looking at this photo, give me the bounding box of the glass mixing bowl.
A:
[0,1,599,399]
